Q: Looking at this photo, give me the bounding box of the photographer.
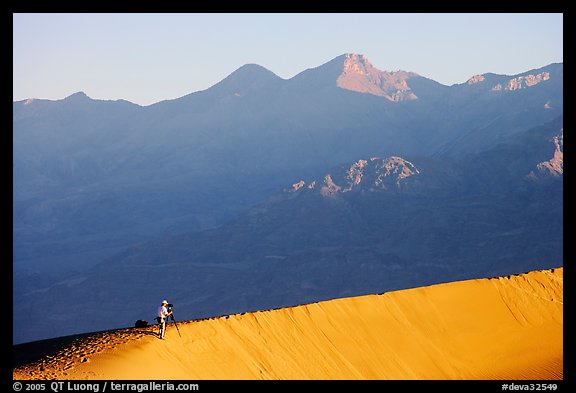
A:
[156,300,172,340]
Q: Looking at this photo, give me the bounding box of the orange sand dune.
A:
[13,268,563,380]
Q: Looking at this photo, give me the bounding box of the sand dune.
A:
[13,268,563,380]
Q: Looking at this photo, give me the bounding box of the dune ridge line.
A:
[14,267,562,380]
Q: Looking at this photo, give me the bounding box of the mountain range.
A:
[13,53,563,344]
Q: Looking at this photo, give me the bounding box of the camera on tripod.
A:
[166,303,174,310]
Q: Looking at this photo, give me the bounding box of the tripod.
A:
[169,313,182,338]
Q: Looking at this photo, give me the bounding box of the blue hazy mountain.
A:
[13,54,562,343]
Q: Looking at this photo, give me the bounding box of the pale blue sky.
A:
[13,13,563,106]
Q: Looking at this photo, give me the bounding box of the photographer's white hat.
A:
[162,300,168,304]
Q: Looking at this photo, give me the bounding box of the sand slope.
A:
[13,268,563,380]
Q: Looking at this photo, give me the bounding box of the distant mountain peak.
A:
[64,91,91,102]
[290,156,421,197]
[230,63,278,78]
[341,53,374,74]
[209,63,282,97]
[335,53,419,101]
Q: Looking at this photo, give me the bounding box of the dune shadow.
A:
[13,332,98,368]
[132,326,162,338]
[14,326,165,368]
[140,330,162,339]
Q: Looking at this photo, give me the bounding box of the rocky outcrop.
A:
[492,72,550,91]
[290,156,421,197]
[466,74,486,84]
[336,54,418,101]
[527,128,563,181]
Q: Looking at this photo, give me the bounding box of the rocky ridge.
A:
[290,156,421,196]
[336,53,418,101]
